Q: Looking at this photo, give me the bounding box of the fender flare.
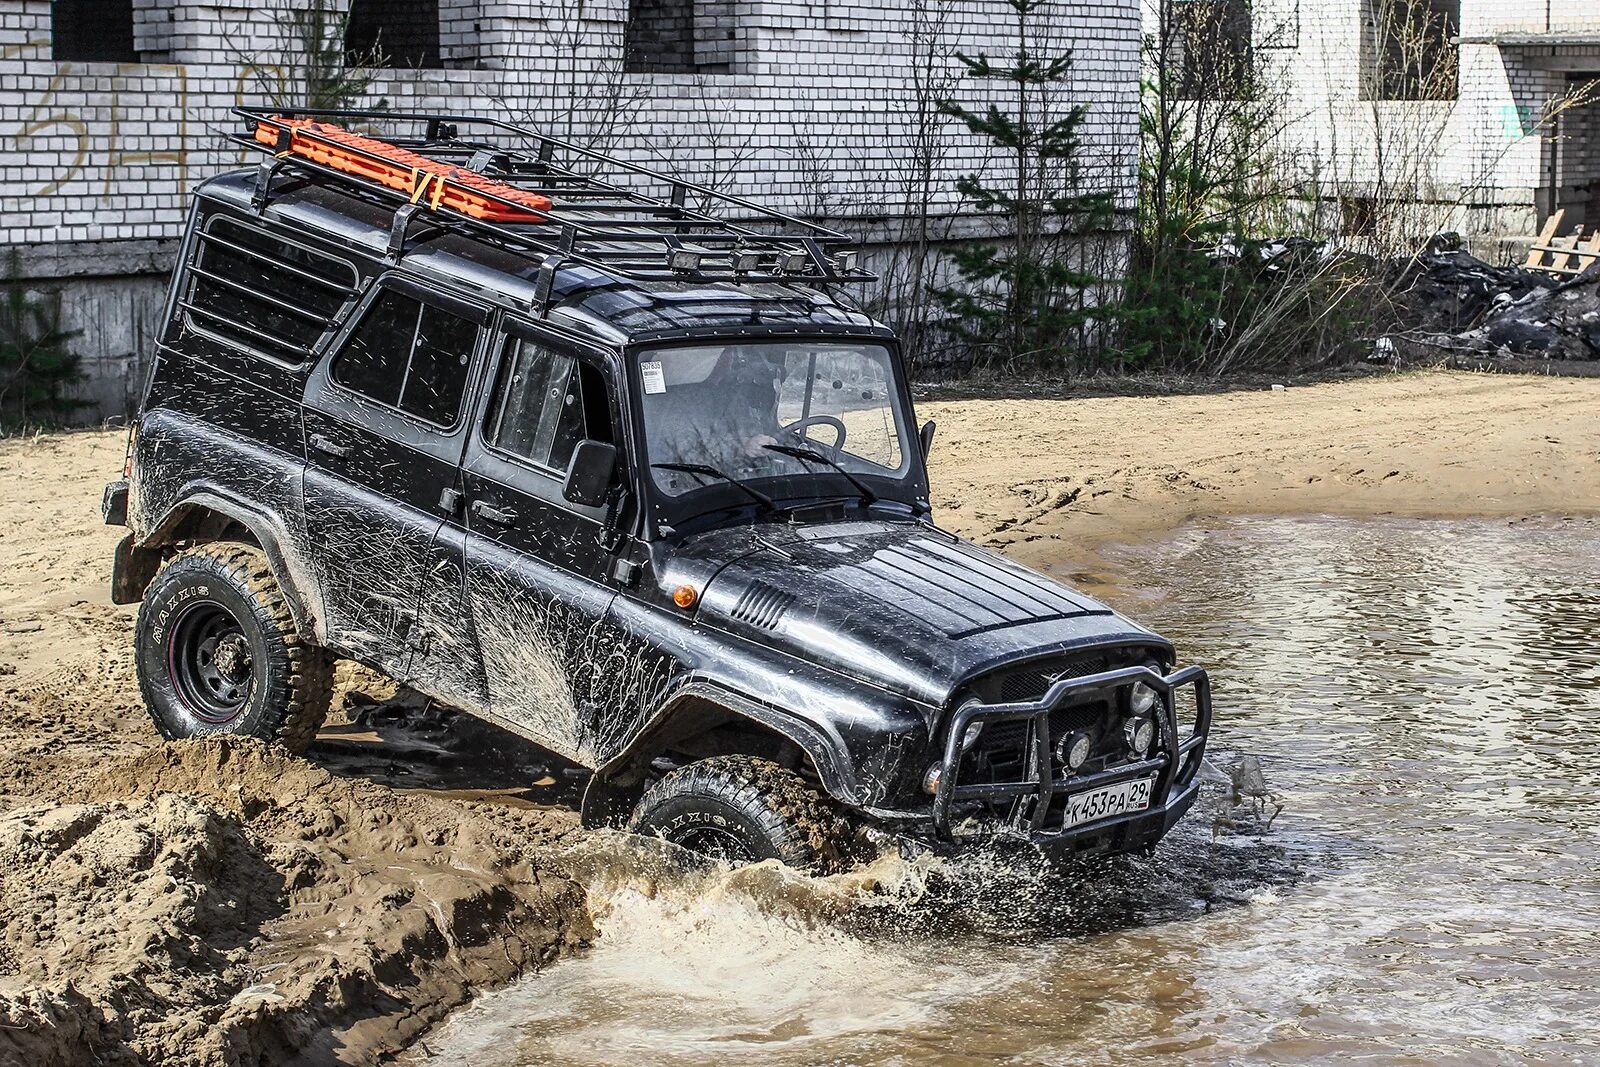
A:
[580,680,857,828]
[140,491,322,638]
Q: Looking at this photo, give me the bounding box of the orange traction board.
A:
[254,117,553,222]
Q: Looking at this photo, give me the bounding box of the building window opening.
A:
[346,0,443,69]
[625,0,736,74]
[1362,0,1460,101]
[1167,0,1254,100]
[51,0,138,63]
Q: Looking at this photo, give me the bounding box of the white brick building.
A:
[0,0,1141,420]
[1156,0,1600,248]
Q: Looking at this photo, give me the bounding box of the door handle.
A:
[309,433,350,459]
[470,500,519,527]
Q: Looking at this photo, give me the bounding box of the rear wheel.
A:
[136,542,332,753]
[628,755,847,873]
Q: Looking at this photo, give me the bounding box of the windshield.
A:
[636,341,910,505]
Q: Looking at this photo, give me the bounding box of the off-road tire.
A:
[135,541,332,754]
[628,755,848,873]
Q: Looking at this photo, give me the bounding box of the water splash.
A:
[422,786,1299,1067]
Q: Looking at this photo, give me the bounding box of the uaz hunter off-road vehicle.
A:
[104,109,1212,871]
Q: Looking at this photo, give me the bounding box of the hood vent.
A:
[730,581,796,631]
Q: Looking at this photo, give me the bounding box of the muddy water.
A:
[422,516,1600,1065]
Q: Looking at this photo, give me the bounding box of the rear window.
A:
[330,289,478,428]
[183,216,357,365]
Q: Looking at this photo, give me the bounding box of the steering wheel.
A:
[779,415,847,460]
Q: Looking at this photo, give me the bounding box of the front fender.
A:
[582,664,936,827]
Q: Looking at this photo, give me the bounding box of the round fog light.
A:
[1057,731,1093,771]
[922,764,943,795]
[1125,717,1155,757]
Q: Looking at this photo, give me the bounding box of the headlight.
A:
[1129,659,1163,715]
[960,721,983,751]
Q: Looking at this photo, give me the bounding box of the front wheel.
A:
[135,542,332,753]
[628,755,847,873]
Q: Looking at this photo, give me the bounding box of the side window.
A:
[331,290,477,427]
[186,216,357,365]
[486,337,612,472]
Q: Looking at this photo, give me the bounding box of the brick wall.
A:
[1146,0,1600,242]
[2,0,1140,245]
[0,0,1139,415]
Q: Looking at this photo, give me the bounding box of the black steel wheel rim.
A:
[671,824,759,866]
[167,601,254,724]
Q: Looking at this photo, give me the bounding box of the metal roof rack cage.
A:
[232,106,874,290]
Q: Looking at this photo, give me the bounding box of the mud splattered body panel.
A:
[118,165,1211,853]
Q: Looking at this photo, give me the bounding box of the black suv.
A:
[103,110,1212,871]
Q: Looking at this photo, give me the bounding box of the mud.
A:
[0,738,592,1067]
[1,371,1598,1064]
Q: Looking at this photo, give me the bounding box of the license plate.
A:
[1063,776,1155,829]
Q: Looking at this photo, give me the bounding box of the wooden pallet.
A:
[1524,210,1600,276]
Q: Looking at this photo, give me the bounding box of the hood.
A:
[677,518,1165,707]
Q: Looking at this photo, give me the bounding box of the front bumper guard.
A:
[930,664,1213,844]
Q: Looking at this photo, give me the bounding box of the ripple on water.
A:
[423,515,1600,1065]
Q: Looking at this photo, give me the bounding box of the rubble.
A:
[1391,247,1558,335]
[1454,263,1600,361]
[1381,249,1596,366]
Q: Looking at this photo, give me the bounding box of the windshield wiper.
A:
[762,443,879,506]
[651,462,777,513]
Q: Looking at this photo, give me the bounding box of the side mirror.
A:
[563,440,617,508]
[919,419,937,459]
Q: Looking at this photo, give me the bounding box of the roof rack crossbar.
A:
[230,152,843,284]
[231,106,874,288]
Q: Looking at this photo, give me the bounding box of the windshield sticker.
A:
[640,361,666,394]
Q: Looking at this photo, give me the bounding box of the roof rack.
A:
[231,107,874,295]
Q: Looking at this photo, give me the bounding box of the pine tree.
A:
[934,0,1114,372]
[0,251,85,431]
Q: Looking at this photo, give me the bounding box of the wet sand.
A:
[0,369,1597,1063]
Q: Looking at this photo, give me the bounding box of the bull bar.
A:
[930,664,1212,844]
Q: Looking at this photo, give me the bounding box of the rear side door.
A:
[460,324,643,763]
[301,278,487,678]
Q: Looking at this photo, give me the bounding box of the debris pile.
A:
[1454,264,1600,362]
[1385,249,1598,366]
[1391,249,1558,335]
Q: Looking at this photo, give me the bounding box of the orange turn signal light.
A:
[672,584,699,609]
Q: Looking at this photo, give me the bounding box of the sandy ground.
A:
[0,369,1596,1064]
[923,370,1600,577]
